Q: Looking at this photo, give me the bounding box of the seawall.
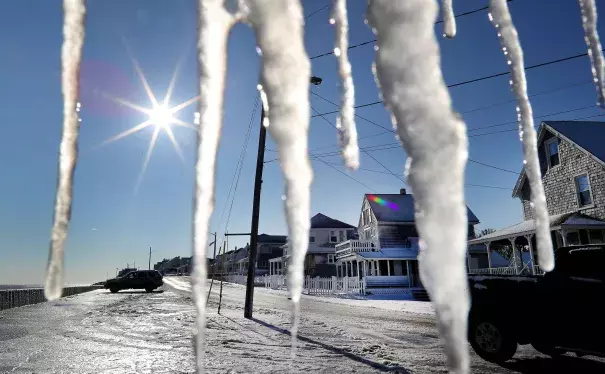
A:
[0,286,102,311]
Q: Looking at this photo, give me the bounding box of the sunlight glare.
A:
[149,105,174,129]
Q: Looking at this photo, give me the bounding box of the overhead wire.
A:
[308,2,513,60]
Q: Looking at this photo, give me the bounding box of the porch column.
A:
[387,260,391,276]
[525,234,536,275]
[377,261,381,276]
[357,261,361,280]
[560,229,568,246]
[486,242,492,272]
[509,237,519,275]
[364,261,368,278]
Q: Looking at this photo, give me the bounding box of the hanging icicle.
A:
[442,0,456,39]
[578,0,605,107]
[489,0,554,272]
[192,0,236,370]
[45,0,86,301]
[368,1,469,373]
[245,0,312,361]
[332,0,359,169]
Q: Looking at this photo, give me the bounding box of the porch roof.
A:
[357,248,418,260]
[468,212,605,245]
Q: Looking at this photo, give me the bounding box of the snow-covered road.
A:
[1,278,604,373]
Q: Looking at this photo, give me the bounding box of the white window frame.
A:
[544,137,560,169]
[327,254,335,264]
[309,236,315,243]
[574,173,594,208]
[330,230,337,243]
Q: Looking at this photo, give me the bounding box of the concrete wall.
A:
[520,136,605,221]
[0,286,101,311]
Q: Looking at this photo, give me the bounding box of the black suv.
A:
[104,270,163,293]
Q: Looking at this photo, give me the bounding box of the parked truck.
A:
[467,245,604,363]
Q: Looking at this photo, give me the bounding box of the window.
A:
[545,138,559,168]
[309,236,315,243]
[327,254,335,264]
[330,230,337,243]
[575,174,593,207]
[339,230,345,242]
[566,231,580,245]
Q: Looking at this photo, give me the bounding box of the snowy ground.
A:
[1,278,604,373]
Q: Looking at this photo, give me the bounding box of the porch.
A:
[335,240,420,288]
[468,212,605,275]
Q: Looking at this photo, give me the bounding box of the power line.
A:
[313,159,512,190]
[304,3,330,20]
[309,2,506,60]
[311,49,600,118]
[310,106,406,184]
[310,155,378,193]
[468,159,519,175]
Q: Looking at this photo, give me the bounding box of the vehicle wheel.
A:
[110,288,119,293]
[532,342,565,357]
[145,287,154,293]
[469,319,517,363]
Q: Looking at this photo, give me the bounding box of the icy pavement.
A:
[1,280,605,373]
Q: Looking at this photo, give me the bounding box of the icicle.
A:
[489,0,554,271]
[193,0,235,371]
[332,0,359,169]
[442,0,456,38]
[578,0,605,107]
[245,0,312,359]
[45,0,86,301]
[367,1,469,373]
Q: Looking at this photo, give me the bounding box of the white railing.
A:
[533,265,546,275]
[335,240,377,259]
[468,267,517,275]
[263,275,366,296]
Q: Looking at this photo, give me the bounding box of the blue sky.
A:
[1,0,604,284]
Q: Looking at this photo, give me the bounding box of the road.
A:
[1,278,604,373]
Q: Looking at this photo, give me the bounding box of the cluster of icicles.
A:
[49,0,604,372]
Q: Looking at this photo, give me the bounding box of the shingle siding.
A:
[521,138,605,220]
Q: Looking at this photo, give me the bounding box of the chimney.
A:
[400,188,406,195]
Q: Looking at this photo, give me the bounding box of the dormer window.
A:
[545,138,559,168]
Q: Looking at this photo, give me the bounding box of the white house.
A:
[269,213,356,277]
[335,189,480,291]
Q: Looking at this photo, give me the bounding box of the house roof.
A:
[365,194,480,224]
[310,213,355,229]
[468,212,605,244]
[257,234,288,244]
[513,121,605,197]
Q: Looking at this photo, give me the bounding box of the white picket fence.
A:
[263,275,366,296]
[225,274,265,286]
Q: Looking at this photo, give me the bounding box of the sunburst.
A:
[99,57,199,193]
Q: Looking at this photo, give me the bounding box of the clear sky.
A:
[1,0,604,284]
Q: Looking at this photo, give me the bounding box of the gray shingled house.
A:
[469,121,605,275]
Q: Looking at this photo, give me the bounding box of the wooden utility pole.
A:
[244,108,266,319]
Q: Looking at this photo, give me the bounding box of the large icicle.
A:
[332,0,359,169]
[578,0,605,106]
[367,1,469,373]
[442,0,456,39]
[489,0,554,271]
[245,0,312,359]
[193,0,235,371]
[45,0,86,301]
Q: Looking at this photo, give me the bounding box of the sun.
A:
[98,55,199,194]
[149,105,175,129]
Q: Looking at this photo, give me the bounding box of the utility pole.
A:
[148,247,152,270]
[244,76,322,319]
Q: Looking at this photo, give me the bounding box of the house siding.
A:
[521,137,605,220]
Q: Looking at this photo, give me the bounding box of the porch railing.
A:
[263,275,366,296]
[468,267,517,275]
[335,240,377,259]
